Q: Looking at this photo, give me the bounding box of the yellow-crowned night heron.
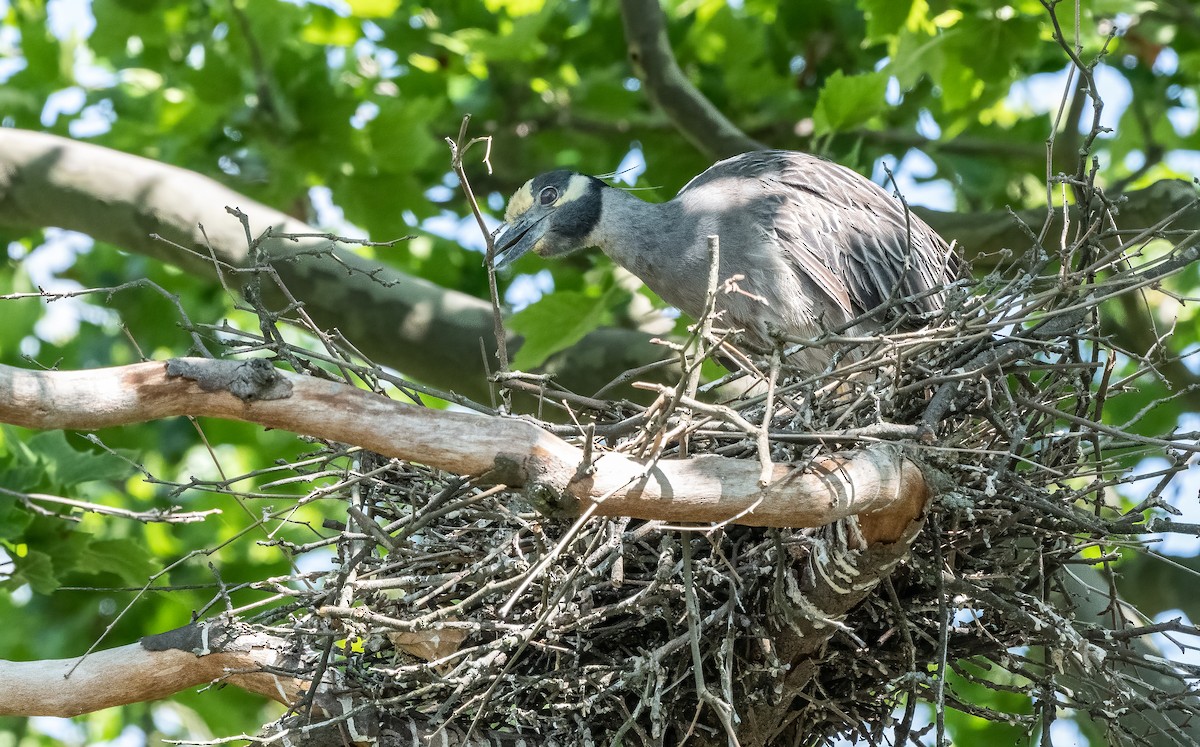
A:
[494,150,956,371]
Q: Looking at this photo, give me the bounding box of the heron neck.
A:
[591,187,706,316]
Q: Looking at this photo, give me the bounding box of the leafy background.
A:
[1,0,1199,744]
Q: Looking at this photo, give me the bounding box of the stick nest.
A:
[219,173,1200,747]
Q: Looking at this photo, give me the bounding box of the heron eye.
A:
[539,186,558,206]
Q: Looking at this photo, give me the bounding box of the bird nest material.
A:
[219,172,1200,747]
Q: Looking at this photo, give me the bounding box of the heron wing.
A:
[682,151,953,326]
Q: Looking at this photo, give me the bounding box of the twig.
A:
[446,116,510,383]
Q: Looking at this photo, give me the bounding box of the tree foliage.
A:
[1,0,1199,744]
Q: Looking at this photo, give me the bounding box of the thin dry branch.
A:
[0,358,928,538]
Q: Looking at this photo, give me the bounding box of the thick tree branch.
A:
[0,357,932,741]
[617,0,765,160]
[0,617,304,717]
[0,358,928,538]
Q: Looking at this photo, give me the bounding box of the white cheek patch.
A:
[505,180,535,221]
[558,174,591,206]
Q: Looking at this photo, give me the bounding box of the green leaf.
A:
[366,98,444,172]
[338,171,425,240]
[76,538,157,585]
[17,13,64,87]
[483,0,545,16]
[812,70,890,135]
[0,426,46,492]
[437,9,552,63]
[0,88,40,121]
[944,13,1041,83]
[508,290,614,371]
[0,268,43,360]
[0,426,135,492]
[300,9,361,47]
[938,60,983,112]
[90,0,167,61]
[9,549,60,595]
[0,495,35,541]
[25,431,135,489]
[444,27,547,63]
[890,26,950,90]
[857,0,915,43]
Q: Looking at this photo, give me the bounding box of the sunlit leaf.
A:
[812,70,890,135]
[508,289,615,371]
[348,0,402,18]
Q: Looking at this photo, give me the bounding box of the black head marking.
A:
[546,172,604,243]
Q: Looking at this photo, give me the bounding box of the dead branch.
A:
[0,618,305,718]
[0,358,928,538]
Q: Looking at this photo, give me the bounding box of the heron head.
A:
[493,170,603,268]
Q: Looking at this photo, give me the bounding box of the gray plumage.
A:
[494,150,956,371]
